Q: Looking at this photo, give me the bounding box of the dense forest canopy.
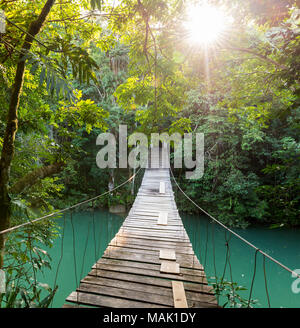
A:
[0,0,299,308]
[0,0,299,264]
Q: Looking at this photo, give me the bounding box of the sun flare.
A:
[184,5,228,45]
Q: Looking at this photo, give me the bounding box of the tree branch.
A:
[225,46,287,70]
[9,162,65,194]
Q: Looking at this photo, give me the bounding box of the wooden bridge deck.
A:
[65,149,217,308]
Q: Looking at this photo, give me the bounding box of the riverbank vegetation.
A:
[0,0,299,265]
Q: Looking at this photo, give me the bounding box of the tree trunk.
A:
[0,0,56,269]
[108,169,115,194]
[9,162,65,195]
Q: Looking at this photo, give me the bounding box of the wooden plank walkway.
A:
[65,148,217,308]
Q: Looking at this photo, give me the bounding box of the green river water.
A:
[37,209,300,308]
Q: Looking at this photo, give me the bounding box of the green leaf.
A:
[39,67,46,85]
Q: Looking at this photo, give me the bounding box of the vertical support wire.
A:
[16,230,30,289]
[97,210,102,260]
[197,212,203,264]
[217,230,230,305]
[204,218,209,268]
[70,210,79,306]
[92,200,99,277]
[79,219,91,280]
[193,218,201,262]
[225,233,236,307]
[248,249,259,308]
[52,213,66,307]
[97,218,103,261]
[221,231,230,283]
[211,220,219,305]
[263,255,271,308]
[212,221,217,280]
[106,213,109,257]
[27,229,37,295]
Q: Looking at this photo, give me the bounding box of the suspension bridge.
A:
[1,146,299,308]
[65,148,218,308]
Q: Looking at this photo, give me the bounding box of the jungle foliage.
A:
[0,0,298,225]
[0,0,299,306]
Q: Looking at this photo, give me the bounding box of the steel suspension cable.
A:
[0,167,142,236]
[169,167,300,279]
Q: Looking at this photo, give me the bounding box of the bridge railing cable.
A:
[170,167,300,308]
[0,167,143,308]
[0,167,142,236]
[169,167,300,280]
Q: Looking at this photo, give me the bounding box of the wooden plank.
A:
[112,235,190,246]
[86,269,215,295]
[62,304,80,308]
[102,249,202,269]
[94,258,205,277]
[123,223,182,231]
[119,229,185,240]
[112,235,192,247]
[172,281,188,308]
[117,231,188,239]
[124,221,183,228]
[128,210,178,216]
[78,282,174,307]
[116,232,191,243]
[160,261,180,274]
[67,291,170,308]
[81,275,217,304]
[106,245,200,266]
[90,265,207,284]
[159,249,176,261]
[157,211,168,225]
[81,275,174,297]
[125,216,181,223]
[159,181,166,194]
[109,241,195,255]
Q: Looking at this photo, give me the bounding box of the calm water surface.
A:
[37,209,124,308]
[182,213,300,308]
[39,210,300,308]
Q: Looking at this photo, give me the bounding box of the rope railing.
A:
[0,167,143,308]
[169,167,300,280]
[0,167,142,236]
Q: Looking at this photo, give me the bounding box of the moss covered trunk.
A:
[0,0,56,269]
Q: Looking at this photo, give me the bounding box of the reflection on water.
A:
[182,213,300,308]
[39,209,300,308]
[37,209,124,308]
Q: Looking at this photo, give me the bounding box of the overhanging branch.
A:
[225,46,287,70]
[9,162,65,194]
